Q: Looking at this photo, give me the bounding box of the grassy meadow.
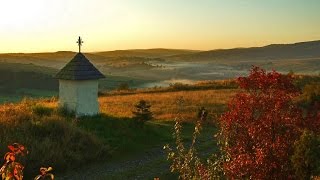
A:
[0,88,236,179]
[99,89,237,121]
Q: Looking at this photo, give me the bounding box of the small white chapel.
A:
[55,37,105,116]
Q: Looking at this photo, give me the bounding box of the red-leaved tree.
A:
[219,67,303,179]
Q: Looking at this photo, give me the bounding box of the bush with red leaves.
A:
[220,66,304,179]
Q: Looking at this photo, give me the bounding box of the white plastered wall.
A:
[59,80,99,116]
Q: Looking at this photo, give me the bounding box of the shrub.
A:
[0,144,56,180]
[34,166,54,180]
[132,100,153,127]
[0,143,28,180]
[197,107,208,122]
[291,130,320,179]
[219,67,303,179]
[298,83,320,108]
[298,83,320,133]
[163,119,225,180]
[164,97,224,179]
[293,74,320,90]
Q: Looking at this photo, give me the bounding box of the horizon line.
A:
[1,39,319,54]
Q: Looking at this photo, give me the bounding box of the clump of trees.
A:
[165,67,320,179]
[132,100,153,127]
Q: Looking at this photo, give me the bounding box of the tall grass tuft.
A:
[0,99,109,178]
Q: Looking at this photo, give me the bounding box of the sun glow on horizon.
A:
[0,0,320,53]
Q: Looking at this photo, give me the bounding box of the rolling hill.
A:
[1,40,319,67]
[167,40,320,62]
[94,48,200,58]
[0,40,319,102]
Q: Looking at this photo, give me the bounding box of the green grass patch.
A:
[75,120,218,179]
[78,115,174,158]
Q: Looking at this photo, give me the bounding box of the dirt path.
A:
[58,133,215,179]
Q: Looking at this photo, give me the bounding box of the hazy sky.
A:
[0,0,319,53]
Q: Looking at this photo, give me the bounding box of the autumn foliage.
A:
[0,143,28,180]
[164,67,319,179]
[220,67,304,179]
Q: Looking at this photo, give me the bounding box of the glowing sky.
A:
[0,0,319,53]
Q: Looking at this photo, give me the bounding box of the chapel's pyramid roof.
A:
[55,53,105,80]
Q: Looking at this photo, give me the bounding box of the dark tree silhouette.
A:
[132,100,153,127]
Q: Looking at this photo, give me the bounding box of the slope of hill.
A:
[1,40,320,65]
[168,40,320,62]
[0,62,59,102]
[0,62,58,74]
[0,51,109,68]
[0,49,193,69]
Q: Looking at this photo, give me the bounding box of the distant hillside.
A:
[0,62,154,103]
[0,62,59,102]
[0,62,58,75]
[94,48,200,58]
[0,49,198,69]
[1,41,320,66]
[0,62,59,90]
[0,52,75,69]
[168,40,320,62]
[0,40,319,95]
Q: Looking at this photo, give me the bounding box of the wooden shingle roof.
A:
[55,53,105,80]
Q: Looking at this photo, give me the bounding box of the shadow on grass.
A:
[73,114,219,179]
[77,113,174,158]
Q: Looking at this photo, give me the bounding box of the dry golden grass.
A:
[9,89,238,121]
[99,89,238,121]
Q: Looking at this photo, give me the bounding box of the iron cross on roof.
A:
[77,36,84,53]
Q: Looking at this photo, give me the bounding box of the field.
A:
[29,88,237,121]
[99,89,237,120]
[0,88,237,179]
